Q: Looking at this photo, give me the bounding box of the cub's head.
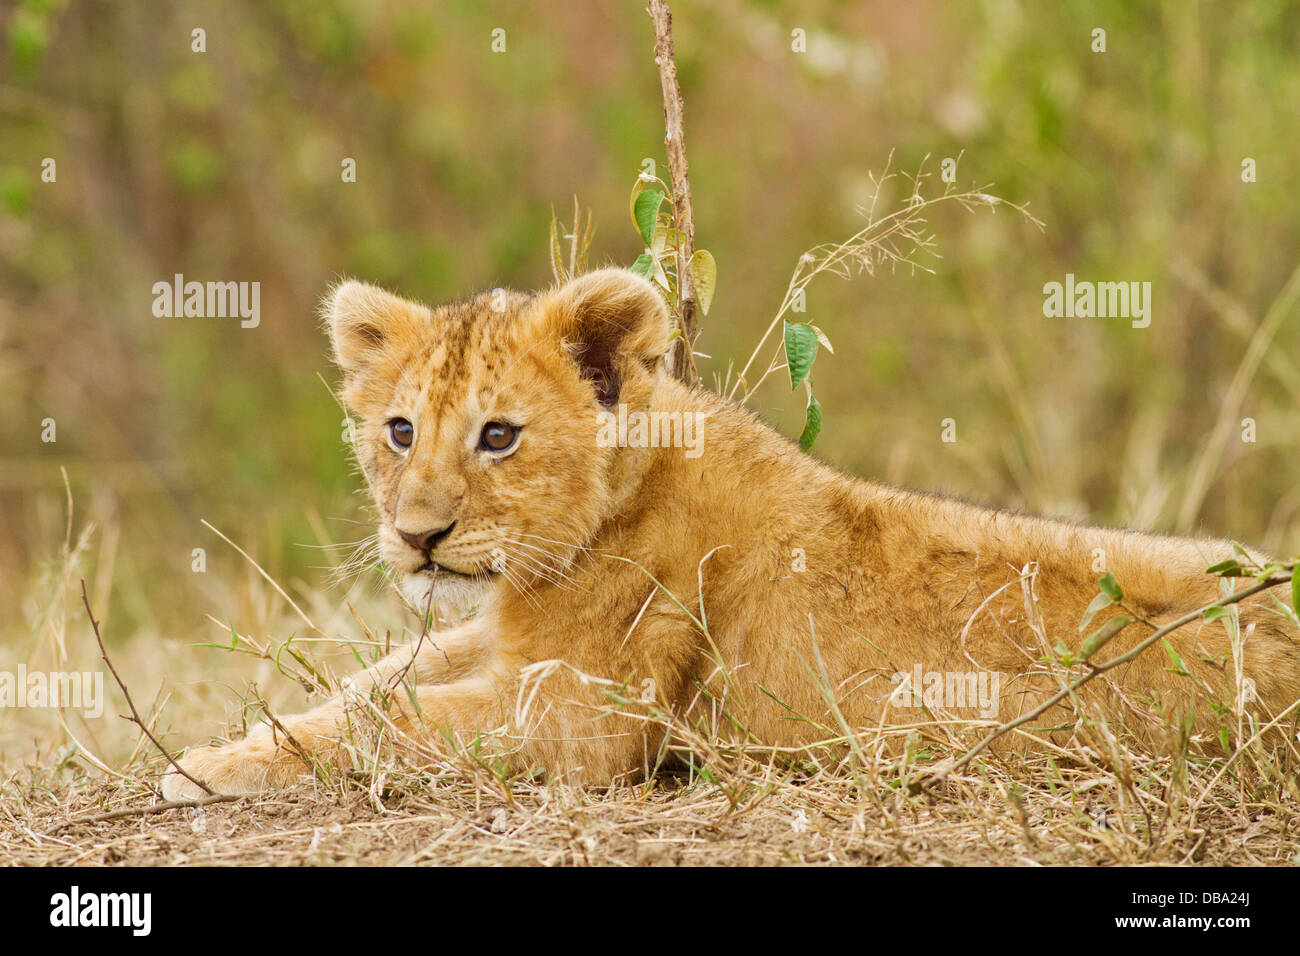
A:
[324,268,671,610]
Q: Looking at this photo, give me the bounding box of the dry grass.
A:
[5,722,1299,866]
[3,502,1298,868]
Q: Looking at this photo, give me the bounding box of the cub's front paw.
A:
[160,744,257,802]
[160,762,217,803]
[160,727,312,802]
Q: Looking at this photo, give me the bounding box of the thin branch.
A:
[387,575,441,694]
[253,690,315,770]
[80,579,215,797]
[57,793,243,828]
[916,569,1293,792]
[648,0,699,387]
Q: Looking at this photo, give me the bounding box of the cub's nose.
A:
[397,522,455,554]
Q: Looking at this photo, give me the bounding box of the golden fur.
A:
[163,269,1299,800]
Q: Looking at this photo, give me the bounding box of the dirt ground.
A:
[4,759,1296,867]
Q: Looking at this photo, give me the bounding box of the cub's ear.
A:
[322,279,425,375]
[541,268,671,406]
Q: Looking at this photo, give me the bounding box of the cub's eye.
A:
[480,421,520,453]
[388,418,414,450]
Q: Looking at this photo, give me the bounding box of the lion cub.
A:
[163,269,1299,799]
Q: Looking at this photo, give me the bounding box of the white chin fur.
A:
[399,570,493,612]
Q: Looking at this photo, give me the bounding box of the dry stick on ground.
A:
[80,578,218,799]
[916,568,1295,793]
[58,793,243,828]
[648,0,699,387]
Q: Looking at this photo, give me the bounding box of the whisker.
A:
[293,538,376,550]
[495,553,573,593]
[513,530,604,555]
[495,542,581,592]
[499,538,583,584]
[325,533,384,587]
[495,560,543,611]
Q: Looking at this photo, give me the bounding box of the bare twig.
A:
[387,575,441,694]
[648,0,699,387]
[252,690,315,770]
[57,793,243,828]
[80,579,215,797]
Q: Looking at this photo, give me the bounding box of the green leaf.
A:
[1162,638,1190,676]
[1207,559,1243,577]
[1078,590,1114,632]
[628,176,651,223]
[798,395,822,451]
[1078,615,1131,662]
[1291,569,1299,617]
[633,190,664,246]
[689,249,717,315]
[1203,605,1231,622]
[784,321,819,389]
[629,253,654,278]
[1098,573,1123,603]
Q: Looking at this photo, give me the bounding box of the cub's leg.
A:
[160,620,493,801]
[161,674,509,801]
[343,616,493,694]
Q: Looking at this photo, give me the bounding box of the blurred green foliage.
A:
[1,0,1298,641]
